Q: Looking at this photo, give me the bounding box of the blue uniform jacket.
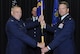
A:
[6,16,39,54]
[45,15,75,54]
[26,18,42,42]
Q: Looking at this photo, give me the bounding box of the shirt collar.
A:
[32,16,38,21]
[61,13,69,21]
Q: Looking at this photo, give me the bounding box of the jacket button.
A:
[54,30,57,32]
[34,28,36,30]
[34,35,36,37]
[34,32,36,34]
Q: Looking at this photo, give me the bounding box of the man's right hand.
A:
[37,42,45,48]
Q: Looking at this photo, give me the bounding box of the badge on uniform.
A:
[58,23,64,29]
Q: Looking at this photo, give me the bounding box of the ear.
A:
[11,11,13,16]
[67,8,69,12]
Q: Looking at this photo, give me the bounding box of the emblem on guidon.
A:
[54,11,59,17]
[37,2,41,8]
[58,22,64,29]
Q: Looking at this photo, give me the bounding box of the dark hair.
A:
[59,1,69,8]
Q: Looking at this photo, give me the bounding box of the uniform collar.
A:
[10,16,21,22]
[61,13,69,21]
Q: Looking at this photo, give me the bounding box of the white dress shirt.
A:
[32,16,38,22]
[61,13,69,21]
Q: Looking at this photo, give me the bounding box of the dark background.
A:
[0,0,80,54]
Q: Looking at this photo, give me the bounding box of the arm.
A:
[44,24,56,33]
[7,22,37,48]
[38,15,56,33]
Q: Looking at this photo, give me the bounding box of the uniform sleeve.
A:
[48,20,75,50]
[25,21,40,29]
[7,22,37,48]
[44,25,56,33]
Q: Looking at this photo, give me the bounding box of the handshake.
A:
[37,42,49,54]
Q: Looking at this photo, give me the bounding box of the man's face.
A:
[11,7,22,20]
[59,4,69,16]
[32,7,37,17]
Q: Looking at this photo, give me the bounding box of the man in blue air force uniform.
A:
[6,6,45,54]
[41,1,75,54]
[25,7,42,54]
